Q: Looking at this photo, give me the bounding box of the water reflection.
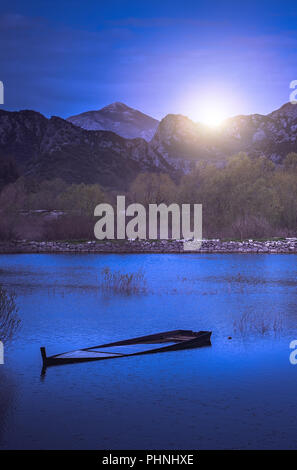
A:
[0,371,17,447]
[0,253,296,449]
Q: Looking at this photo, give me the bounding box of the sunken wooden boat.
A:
[40,329,212,368]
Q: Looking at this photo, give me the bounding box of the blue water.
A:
[0,253,296,449]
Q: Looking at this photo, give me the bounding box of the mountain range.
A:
[150,102,297,171]
[0,109,170,190]
[0,102,296,190]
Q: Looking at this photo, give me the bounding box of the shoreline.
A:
[0,238,296,254]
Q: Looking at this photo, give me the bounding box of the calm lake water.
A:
[0,253,296,450]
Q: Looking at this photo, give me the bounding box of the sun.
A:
[183,94,234,128]
[200,108,227,127]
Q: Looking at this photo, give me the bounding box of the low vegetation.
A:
[0,286,21,341]
[129,152,297,239]
[99,267,147,295]
[233,310,283,337]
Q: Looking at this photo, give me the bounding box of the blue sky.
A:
[0,0,297,121]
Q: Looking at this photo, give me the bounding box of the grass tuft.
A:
[233,311,283,337]
[0,286,21,341]
[99,267,147,296]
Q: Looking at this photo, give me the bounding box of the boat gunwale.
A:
[51,329,201,358]
[41,330,212,368]
[82,329,200,350]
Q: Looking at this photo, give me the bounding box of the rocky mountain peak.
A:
[101,102,130,112]
[67,102,159,141]
[268,102,297,123]
[150,102,297,169]
[152,114,201,144]
[0,109,173,189]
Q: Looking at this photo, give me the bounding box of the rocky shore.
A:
[0,238,296,254]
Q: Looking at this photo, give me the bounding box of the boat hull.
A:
[41,329,212,369]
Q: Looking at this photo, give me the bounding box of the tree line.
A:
[0,152,296,240]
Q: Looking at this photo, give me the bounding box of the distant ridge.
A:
[150,101,297,170]
[0,109,172,190]
[67,102,159,141]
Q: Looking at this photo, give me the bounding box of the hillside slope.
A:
[0,110,172,190]
[67,102,159,141]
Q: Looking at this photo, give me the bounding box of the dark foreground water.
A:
[0,253,296,450]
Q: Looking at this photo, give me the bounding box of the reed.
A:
[100,267,147,295]
[233,311,283,337]
[0,286,21,341]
